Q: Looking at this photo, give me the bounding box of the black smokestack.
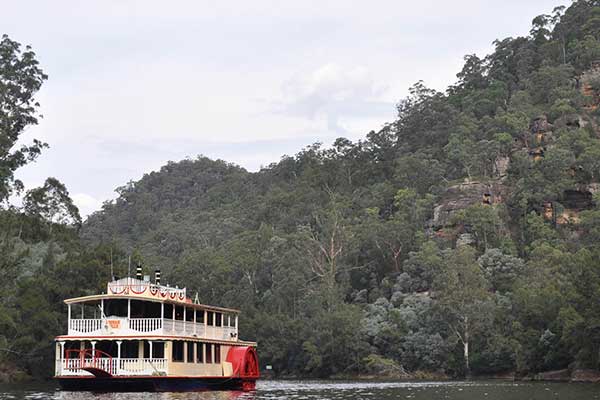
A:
[155,269,161,285]
[136,263,143,280]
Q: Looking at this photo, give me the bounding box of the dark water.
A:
[1,380,598,400]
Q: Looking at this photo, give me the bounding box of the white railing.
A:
[107,277,186,299]
[67,317,237,340]
[162,320,211,337]
[57,358,167,376]
[59,358,93,376]
[69,319,103,333]
[128,318,162,333]
[118,358,167,375]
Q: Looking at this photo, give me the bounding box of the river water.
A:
[1,380,598,400]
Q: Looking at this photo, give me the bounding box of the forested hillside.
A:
[4,0,600,381]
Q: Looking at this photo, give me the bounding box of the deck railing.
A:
[128,317,163,333]
[67,317,237,340]
[69,318,103,333]
[58,357,167,376]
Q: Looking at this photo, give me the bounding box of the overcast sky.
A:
[5,0,562,217]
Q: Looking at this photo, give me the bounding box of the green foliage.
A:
[23,178,82,228]
[0,34,48,202]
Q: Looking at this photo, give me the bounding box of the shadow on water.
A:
[1,380,599,400]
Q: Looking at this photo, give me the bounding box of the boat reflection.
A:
[54,390,257,400]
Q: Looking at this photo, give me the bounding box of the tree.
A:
[478,249,524,293]
[434,246,492,376]
[23,178,81,229]
[0,35,48,203]
[452,204,506,252]
[400,241,444,293]
[298,192,354,309]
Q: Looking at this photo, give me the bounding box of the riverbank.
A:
[5,362,600,385]
[2,379,600,400]
[265,368,600,384]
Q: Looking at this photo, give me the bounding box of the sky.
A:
[4,0,563,217]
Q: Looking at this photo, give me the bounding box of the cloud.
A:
[277,63,394,133]
[72,193,104,218]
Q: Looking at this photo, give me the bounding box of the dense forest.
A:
[4,0,600,382]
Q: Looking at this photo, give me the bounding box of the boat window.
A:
[122,340,139,359]
[104,299,128,317]
[175,306,184,321]
[77,302,100,319]
[196,310,204,324]
[215,313,222,327]
[196,343,204,363]
[144,341,150,358]
[172,341,184,362]
[153,342,165,359]
[206,343,213,363]
[164,303,173,319]
[185,307,194,322]
[131,300,161,318]
[97,340,118,357]
[207,312,214,326]
[214,344,221,363]
[64,341,81,355]
[187,342,194,363]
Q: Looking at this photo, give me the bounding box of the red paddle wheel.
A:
[225,346,260,390]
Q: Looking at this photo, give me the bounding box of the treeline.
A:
[4,0,600,380]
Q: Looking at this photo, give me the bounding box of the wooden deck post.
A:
[204,310,208,337]
[116,340,122,375]
[193,309,197,335]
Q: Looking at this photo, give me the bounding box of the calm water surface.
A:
[1,380,598,400]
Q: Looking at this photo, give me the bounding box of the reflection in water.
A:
[48,391,256,400]
[2,380,600,400]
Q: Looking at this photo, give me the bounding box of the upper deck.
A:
[60,277,242,343]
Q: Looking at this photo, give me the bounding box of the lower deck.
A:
[55,338,257,378]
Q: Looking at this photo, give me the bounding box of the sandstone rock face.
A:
[431,180,508,229]
[530,115,553,134]
[495,156,510,178]
[554,113,587,130]
[586,182,600,195]
[456,233,475,247]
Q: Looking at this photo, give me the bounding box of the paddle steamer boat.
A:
[54,268,259,391]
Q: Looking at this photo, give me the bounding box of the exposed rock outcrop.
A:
[431,180,508,230]
[530,115,553,134]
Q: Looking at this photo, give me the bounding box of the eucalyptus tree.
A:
[0,35,48,203]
